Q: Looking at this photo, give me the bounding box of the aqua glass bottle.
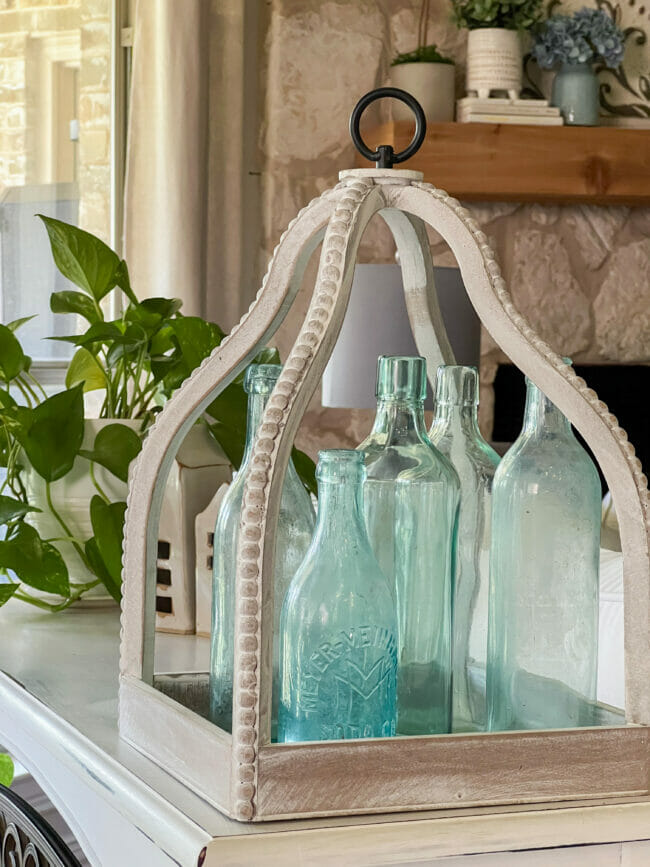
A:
[358,356,459,736]
[430,365,500,733]
[486,373,601,731]
[209,363,315,737]
[277,450,397,743]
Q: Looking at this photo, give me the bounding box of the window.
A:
[0,0,126,367]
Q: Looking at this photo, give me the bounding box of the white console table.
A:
[1,604,649,866]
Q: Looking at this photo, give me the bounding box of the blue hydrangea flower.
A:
[532,6,625,69]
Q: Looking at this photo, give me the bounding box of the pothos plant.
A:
[0,216,316,611]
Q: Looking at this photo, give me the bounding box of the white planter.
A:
[23,419,231,623]
[466,28,522,99]
[391,62,456,122]
[23,418,137,607]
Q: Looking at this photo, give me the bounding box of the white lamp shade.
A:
[322,264,480,409]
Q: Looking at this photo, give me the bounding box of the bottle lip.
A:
[244,363,282,394]
[316,449,364,482]
[376,355,427,401]
[435,364,479,406]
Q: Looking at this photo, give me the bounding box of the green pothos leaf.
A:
[0,582,19,607]
[85,536,121,603]
[38,215,121,302]
[79,423,142,483]
[0,494,40,524]
[0,523,69,596]
[8,385,84,482]
[89,496,126,591]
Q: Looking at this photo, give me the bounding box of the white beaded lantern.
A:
[119,90,650,823]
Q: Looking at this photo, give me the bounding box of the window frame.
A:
[26,0,132,386]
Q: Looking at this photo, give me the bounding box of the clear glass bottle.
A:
[430,365,500,733]
[486,374,601,731]
[277,449,397,743]
[358,356,459,736]
[209,363,315,737]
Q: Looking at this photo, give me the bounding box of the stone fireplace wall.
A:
[259,0,650,450]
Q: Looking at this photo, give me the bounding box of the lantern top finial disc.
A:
[349,87,426,169]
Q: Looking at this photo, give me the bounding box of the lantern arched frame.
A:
[119,166,650,823]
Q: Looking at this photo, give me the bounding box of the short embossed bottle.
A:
[277,450,397,743]
[359,356,459,736]
[209,364,315,737]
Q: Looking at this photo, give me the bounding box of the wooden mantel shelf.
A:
[357,121,650,205]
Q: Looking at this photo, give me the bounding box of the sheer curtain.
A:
[123,0,263,329]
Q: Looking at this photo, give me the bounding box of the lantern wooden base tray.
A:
[119,670,640,822]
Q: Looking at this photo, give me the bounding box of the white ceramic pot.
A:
[391,62,456,122]
[466,28,522,99]
[23,418,139,607]
[23,419,231,617]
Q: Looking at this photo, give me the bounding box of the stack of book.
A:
[456,97,563,126]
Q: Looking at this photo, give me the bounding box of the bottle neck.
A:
[313,476,367,545]
[522,381,572,437]
[433,401,482,439]
[371,398,429,445]
[241,391,269,466]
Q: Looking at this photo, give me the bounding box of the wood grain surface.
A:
[357,122,650,205]
[256,726,650,819]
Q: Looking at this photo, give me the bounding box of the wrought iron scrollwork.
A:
[0,784,81,867]
[595,0,650,117]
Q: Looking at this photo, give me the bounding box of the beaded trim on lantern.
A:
[231,177,375,819]
[118,184,347,668]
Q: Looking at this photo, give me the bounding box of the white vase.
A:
[22,419,230,617]
[391,62,456,122]
[466,28,522,99]
[23,418,137,607]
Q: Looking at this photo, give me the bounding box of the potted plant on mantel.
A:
[532,6,624,126]
[0,217,315,615]
[390,0,456,122]
[452,0,543,98]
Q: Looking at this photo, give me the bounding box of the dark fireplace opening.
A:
[491,364,650,495]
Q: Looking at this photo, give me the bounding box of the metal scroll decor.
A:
[0,785,81,867]
[596,0,650,117]
[523,0,650,118]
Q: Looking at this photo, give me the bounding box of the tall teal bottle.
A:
[430,365,500,732]
[487,374,601,731]
[277,450,397,743]
[209,364,315,737]
[358,356,459,735]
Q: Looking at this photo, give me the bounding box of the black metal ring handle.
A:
[349,87,426,169]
